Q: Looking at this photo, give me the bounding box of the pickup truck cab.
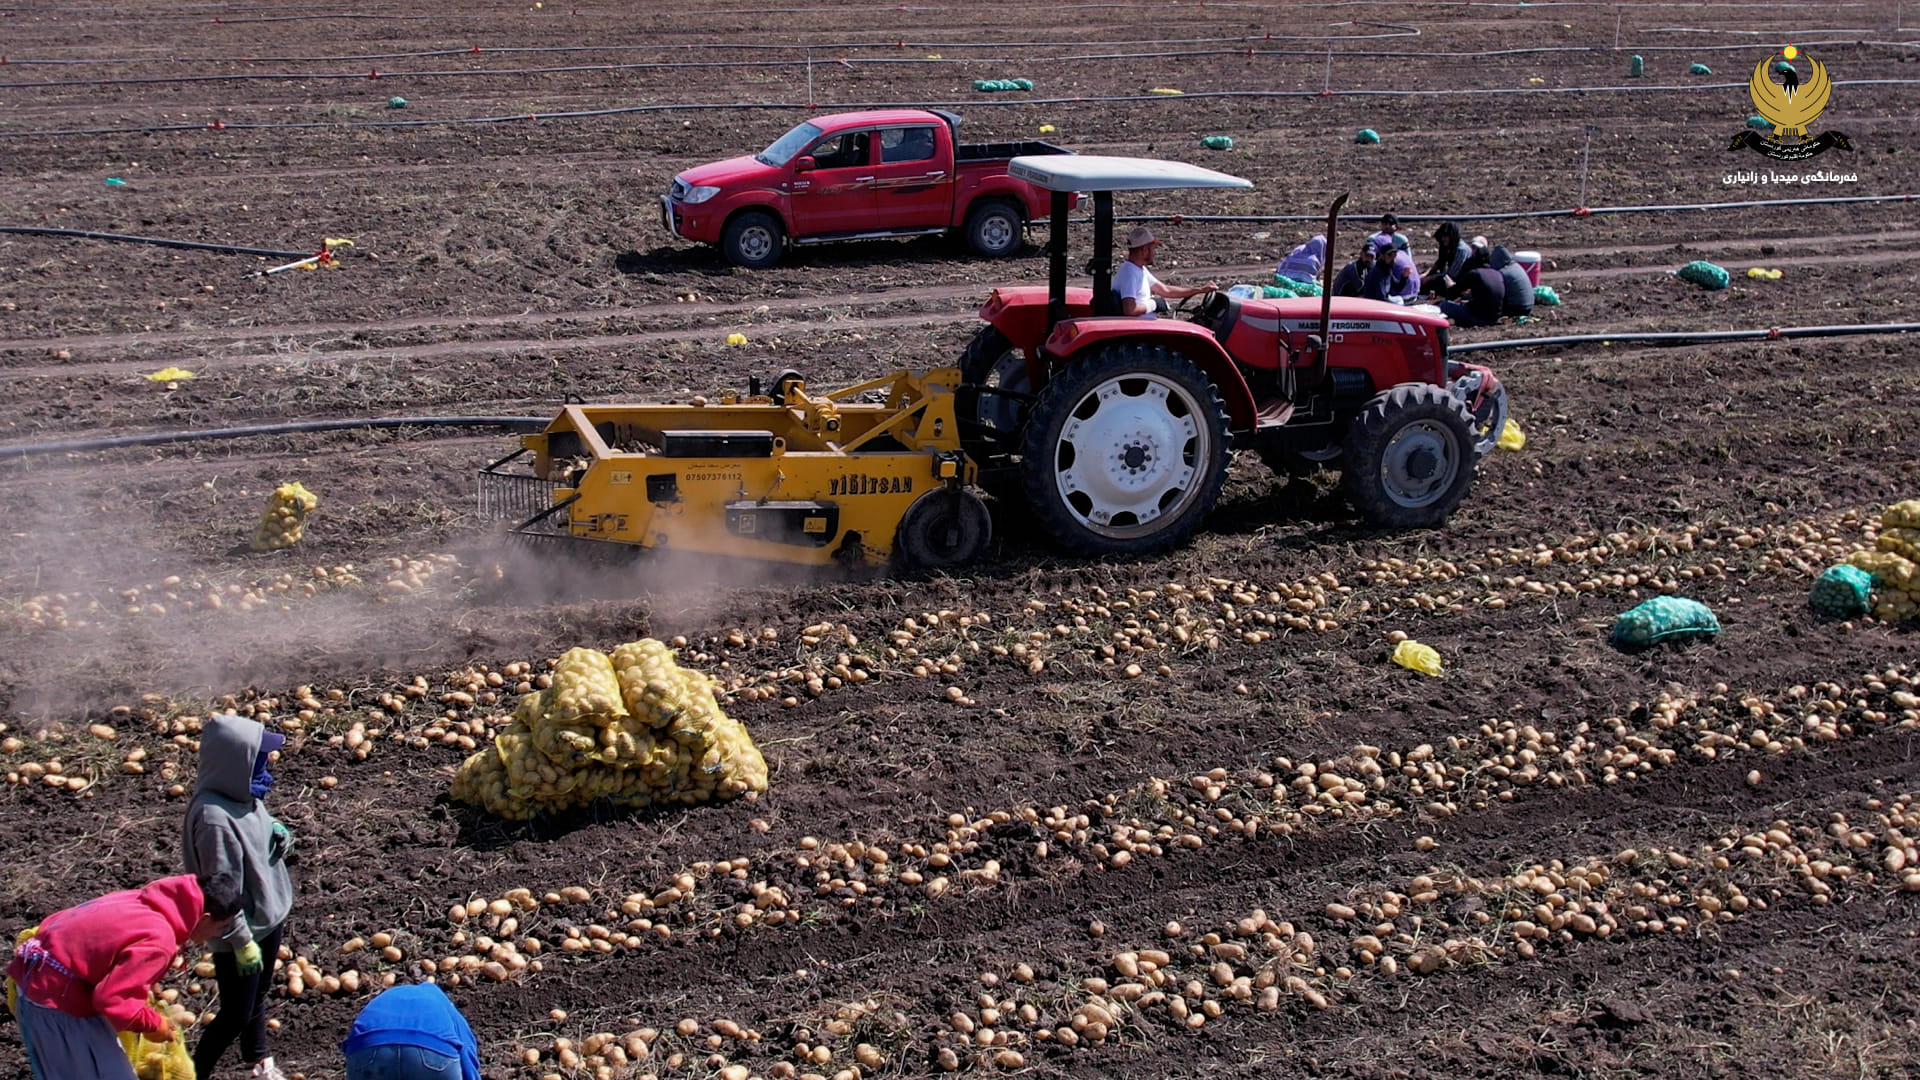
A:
[660,109,1073,268]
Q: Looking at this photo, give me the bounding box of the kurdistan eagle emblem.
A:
[1749,50,1831,140]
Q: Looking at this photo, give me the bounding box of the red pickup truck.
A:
[659,109,1073,268]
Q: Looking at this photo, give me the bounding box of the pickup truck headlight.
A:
[679,185,721,205]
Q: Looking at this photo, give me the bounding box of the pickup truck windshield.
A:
[757,122,825,167]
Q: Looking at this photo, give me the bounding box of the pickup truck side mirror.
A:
[793,156,816,173]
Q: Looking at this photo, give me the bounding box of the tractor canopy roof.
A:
[1008,155,1253,193]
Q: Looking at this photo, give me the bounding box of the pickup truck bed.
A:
[956,140,1071,163]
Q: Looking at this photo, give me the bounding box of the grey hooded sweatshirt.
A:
[183,715,294,951]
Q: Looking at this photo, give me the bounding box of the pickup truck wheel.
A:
[1018,343,1230,556]
[1339,383,1477,528]
[965,200,1024,258]
[722,211,785,269]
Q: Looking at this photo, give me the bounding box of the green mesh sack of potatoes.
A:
[250,482,319,552]
[1675,261,1730,290]
[1808,564,1873,619]
[452,639,769,819]
[1610,596,1721,648]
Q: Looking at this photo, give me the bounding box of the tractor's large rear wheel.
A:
[1340,383,1477,528]
[956,325,1032,440]
[1018,344,1230,556]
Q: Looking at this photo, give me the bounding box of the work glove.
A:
[234,941,263,976]
[269,821,293,861]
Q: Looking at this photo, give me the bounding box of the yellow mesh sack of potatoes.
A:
[120,1014,197,1080]
[1877,526,1920,563]
[1848,549,1920,622]
[451,639,768,819]
[250,482,318,552]
[1882,500,1920,530]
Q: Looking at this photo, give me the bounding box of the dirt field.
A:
[3,2,1920,1078]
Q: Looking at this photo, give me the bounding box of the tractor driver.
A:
[1114,226,1217,320]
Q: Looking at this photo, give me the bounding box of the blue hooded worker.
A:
[183,715,296,1080]
[341,983,482,1080]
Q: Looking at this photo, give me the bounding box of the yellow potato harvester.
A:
[480,368,991,569]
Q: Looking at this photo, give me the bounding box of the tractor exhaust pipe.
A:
[1312,191,1349,389]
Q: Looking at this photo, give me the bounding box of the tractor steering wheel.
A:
[1174,288,1217,320]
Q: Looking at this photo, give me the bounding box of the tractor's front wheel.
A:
[956,325,1032,439]
[1018,344,1230,556]
[1339,383,1477,528]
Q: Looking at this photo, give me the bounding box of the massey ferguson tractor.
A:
[482,156,1505,569]
[949,154,1507,557]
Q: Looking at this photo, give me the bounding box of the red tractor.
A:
[954,155,1508,556]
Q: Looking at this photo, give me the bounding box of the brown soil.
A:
[2,3,1919,1080]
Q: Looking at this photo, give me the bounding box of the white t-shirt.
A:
[1113,259,1161,319]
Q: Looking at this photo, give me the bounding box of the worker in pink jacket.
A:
[7,874,231,1080]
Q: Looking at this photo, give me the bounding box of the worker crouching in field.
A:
[1361,234,1420,305]
[341,982,482,1080]
[6,875,231,1080]
[1439,264,1507,328]
[184,715,297,1080]
[1489,245,1535,319]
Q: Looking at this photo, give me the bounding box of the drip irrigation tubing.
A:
[0,416,550,460]
[4,324,1917,459]
[11,33,1920,71]
[7,40,1920,88]
[3,37,1912,70]
[0,0,1878,18]
[8,79,1920,139]
[1115,193,1917,225]
[0,226,311,259]
[1449,322,1920,355]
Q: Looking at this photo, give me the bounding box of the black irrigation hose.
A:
[10,40,1920,89]
[1116,193,1918,225]
[5,324,1917,459]
[1450,321,1920,355]
[0,225,310,259]
[9,35,1914,68]
[8,78,1920,139]
[0,416,550,460]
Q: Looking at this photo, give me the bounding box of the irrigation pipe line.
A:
[0,416,550,460]
[0,226,312,259]
[10,79,1920,140]
[4,38,1912,71]
[1449,322,1920,355]
[1113,193,1919,226]
[8,0,1879,21]
[10,40,1920,89]
[6,323,1919,459]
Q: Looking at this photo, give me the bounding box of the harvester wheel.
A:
[964,200,1024,258]
[895,488,993,570]
[1340,383,1477,528]
[722,210,786,269]
[956,325,1032,439]
[1018,343,1230,556]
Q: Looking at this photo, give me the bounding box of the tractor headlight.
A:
[680,185,721,204]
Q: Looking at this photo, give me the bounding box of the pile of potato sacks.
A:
[251,482,319,552]
[452,640,768,819]
[1848,500,1920,622]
